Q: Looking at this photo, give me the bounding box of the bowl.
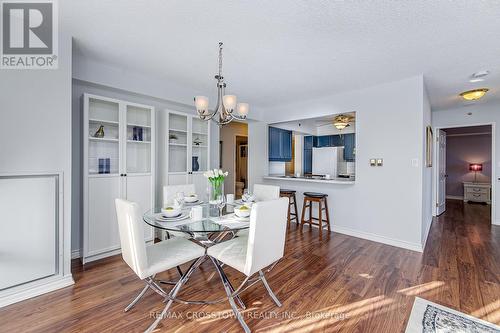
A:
[184,194,198,203]
[161,206,182,218]
[234,205,251,218]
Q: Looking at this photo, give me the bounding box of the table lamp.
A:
[469,163,482,183]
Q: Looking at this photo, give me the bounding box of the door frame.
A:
[433,122,496,224]
[233,134,248,195]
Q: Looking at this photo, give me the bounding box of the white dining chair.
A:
[207,198,289,333]
[163,184,197,206]
[162,184,197,239]
[253,184,280,201]
[114,199,205,317]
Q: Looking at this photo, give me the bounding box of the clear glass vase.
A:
[208,181,224,204]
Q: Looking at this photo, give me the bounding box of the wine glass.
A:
[176,191,185,207]
[243,188,249,202]
[216,194,226,217]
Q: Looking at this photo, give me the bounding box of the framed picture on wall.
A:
[426,125,433,167]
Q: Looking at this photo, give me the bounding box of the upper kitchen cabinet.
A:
[343,133,356,161]
[269,126,292,161]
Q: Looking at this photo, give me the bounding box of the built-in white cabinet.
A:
[162,111,210,199]
[83,94,155,264]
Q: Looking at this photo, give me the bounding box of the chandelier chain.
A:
[218,42,223,78]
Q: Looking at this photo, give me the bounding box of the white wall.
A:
[260,76,430,251]
[0,35,74,304]
[432,102,500,225]
[421,86,433,245]
[72,79,219,253]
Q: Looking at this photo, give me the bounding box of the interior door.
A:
[437,129,447,215]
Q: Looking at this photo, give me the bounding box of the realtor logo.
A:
[1,0,58,69]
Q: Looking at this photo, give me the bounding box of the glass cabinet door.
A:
[125,105,152,174]
[88,98,120,175]
[168,113,189,173]
[191,117,209,172]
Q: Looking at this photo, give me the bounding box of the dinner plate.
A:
[184,200,203,206]
[155,213,189,222]
[232,214,250,222]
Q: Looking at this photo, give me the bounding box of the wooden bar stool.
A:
[280,189,298,227]
[300,192,330,239]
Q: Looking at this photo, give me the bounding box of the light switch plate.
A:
[376,158,383,166]
[370,159,377,166]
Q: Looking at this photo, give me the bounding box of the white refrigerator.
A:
[312,147,345,176]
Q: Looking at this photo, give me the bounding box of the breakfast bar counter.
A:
[263,175,355,185]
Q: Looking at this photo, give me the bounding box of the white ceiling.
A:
[62,0,500,112]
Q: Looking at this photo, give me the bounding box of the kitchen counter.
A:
[264,175,355,184]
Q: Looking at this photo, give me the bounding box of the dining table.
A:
[142,200,251,306]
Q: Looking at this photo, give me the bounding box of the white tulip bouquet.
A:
[204,169,229,203]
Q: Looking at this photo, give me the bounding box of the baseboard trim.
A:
[332,225,423,253]
[71,249,81,259]
[445,195,463,200]
[0,275,74,308]
[494,218,500,226]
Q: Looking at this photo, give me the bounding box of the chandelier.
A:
[194,42,249,125]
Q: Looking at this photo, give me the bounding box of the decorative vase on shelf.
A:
[192,156,200,171]
[94,125,105,138]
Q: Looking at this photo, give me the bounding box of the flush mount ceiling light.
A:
[194,42,249,126]
[459,88,489,101]
[333,114,355,131]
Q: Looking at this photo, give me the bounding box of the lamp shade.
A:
[194,96,209,113]
[469,163,483,172]
[236,103,249,117]
[223,95,237,111]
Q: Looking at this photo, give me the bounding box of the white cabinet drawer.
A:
[466,187,489,194]
[466,192,489,202]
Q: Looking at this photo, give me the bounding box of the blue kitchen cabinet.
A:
[304,136,313,149]
[343,133,356,161]
[303,148,312,174]
[330,135,342,147]
[268,126,292,161]
[317,135,331,147]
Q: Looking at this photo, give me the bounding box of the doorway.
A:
[434,124,494,222]
[219,121,248,198]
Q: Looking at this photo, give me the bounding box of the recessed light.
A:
[459,88,489,101]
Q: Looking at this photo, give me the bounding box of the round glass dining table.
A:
[142,201,249,309]
[143,202,249,244]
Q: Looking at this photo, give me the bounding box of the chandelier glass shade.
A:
[194,42,249,125]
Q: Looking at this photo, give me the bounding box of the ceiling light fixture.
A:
[194,42,248,126]
[459,88,489,101]
[333,114,355,131]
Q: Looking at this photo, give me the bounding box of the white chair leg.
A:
[144,257,205,333]
[211,258,250,333]
[259,270,282,307]
[124,284,149,312]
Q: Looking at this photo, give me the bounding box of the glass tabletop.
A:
[143,202,250,233]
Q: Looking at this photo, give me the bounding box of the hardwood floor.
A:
[1,200,499,332]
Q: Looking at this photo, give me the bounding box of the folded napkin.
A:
[211,214,249,229]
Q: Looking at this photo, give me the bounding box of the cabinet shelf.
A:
[89,137,119,142]
[170,143,187,147]
[169,128,187,133]
[89,118,119,126]
[127,140,151,144]
[127,123,151,128]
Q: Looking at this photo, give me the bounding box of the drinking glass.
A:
[216,194,226,217]
[176,191,185,206]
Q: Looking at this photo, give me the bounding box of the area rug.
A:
[405,297,500,333]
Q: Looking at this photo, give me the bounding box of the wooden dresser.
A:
[463,182,491,204]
